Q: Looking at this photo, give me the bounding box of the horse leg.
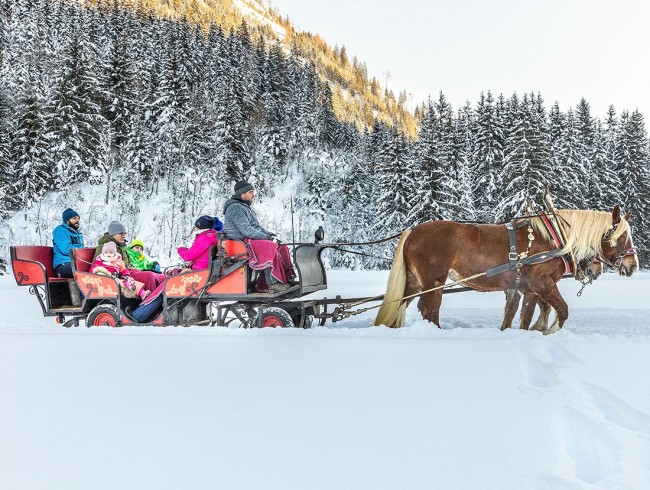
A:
[534,283,569,335]
[500,289,521,331]
[520,292,539,331]
[530,298,552,332]
[416,276,446,328]
[403,269,421,307]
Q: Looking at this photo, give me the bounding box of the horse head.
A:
[601,205,638,277]
[578,257,603,280]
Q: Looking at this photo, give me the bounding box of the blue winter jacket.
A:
[52,223,85,268]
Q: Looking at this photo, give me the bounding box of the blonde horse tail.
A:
[374,229,412,328]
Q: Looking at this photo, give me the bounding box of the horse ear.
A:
[612,204,621,224]
[624,211,632,222]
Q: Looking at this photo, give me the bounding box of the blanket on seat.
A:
[244,239,295,284]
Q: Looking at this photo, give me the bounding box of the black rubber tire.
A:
[86,304,121,327]
[254,307,295,328]
[285,307,313,329]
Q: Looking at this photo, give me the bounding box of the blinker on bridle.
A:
[599,225,637,269]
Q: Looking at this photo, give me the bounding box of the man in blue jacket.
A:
[52,208,84,278]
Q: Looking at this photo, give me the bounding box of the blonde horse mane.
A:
[530,209,631,262]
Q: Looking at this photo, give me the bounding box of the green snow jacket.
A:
[125,247,156,271]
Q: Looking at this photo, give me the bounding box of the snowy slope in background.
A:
[233,0,287,40]
[1,270,650,489]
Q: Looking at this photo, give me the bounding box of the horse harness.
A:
[485,216,575,292]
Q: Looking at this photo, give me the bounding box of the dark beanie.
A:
[195,215,215,230]
[62,208,79,223]
[234,180,254,195]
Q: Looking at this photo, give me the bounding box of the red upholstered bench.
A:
[72,247,96,273]
[10,245,84,310]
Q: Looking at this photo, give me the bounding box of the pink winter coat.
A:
[177,229,217,270]
[90,255,130,277]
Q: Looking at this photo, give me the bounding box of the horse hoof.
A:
[543,325,560,335]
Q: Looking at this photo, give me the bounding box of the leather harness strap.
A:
[486,217,568,283]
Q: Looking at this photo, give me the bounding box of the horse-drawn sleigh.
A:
[10,193,639,333]
[10,233,339,328]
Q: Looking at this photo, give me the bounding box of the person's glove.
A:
[152,262,161,273]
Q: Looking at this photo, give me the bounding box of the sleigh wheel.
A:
[87,304,120,327]
[254,307,294,328]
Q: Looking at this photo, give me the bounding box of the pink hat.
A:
[102,242,118,254]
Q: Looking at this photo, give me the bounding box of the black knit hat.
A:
[234,180,254,195]
[195,215,215,230]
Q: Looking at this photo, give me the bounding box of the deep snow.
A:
[1,269,650,489]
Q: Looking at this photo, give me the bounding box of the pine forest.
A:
[1,0,649,273]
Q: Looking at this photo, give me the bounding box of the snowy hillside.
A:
[233,0,287,40]
[2,269,650,489]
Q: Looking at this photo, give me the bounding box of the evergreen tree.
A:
[497,93,553,218]
[448,103,476,220]
[600,105,624,206]
[408,99,449,224]
[12,65,51,210]
[574,98,602,208]
[472,91,504,220]
[374,126,414,233]
[50,14,103,188]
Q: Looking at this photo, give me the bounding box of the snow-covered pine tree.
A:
[50,10,103,189]
[599,105,624,207]
[591,118,623,210]
[615,110,650,214]
[574,98,604,209]
[373,126,413,234]
[96,2,143,203]
[317,82,339,150]
[472,91,504,221]
[496,93,553,219]
[407,98,448,224]
[0,89,14,216]
[448,102,476,220]
[613,110,650,262]
[431,92,459,220]
[12,65,51,213]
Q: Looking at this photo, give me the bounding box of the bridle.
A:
[598,226,637,269]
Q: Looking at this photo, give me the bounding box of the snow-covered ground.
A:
[1,270,650,489]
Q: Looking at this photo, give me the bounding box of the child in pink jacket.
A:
[177,215,218,270]
[91,242,150,299]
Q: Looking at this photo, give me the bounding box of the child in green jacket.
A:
[126,238,161,273]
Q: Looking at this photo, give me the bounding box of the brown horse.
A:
[499,258,603,332]
[374,206,638,333]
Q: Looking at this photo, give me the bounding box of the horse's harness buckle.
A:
[508,251,518,261]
